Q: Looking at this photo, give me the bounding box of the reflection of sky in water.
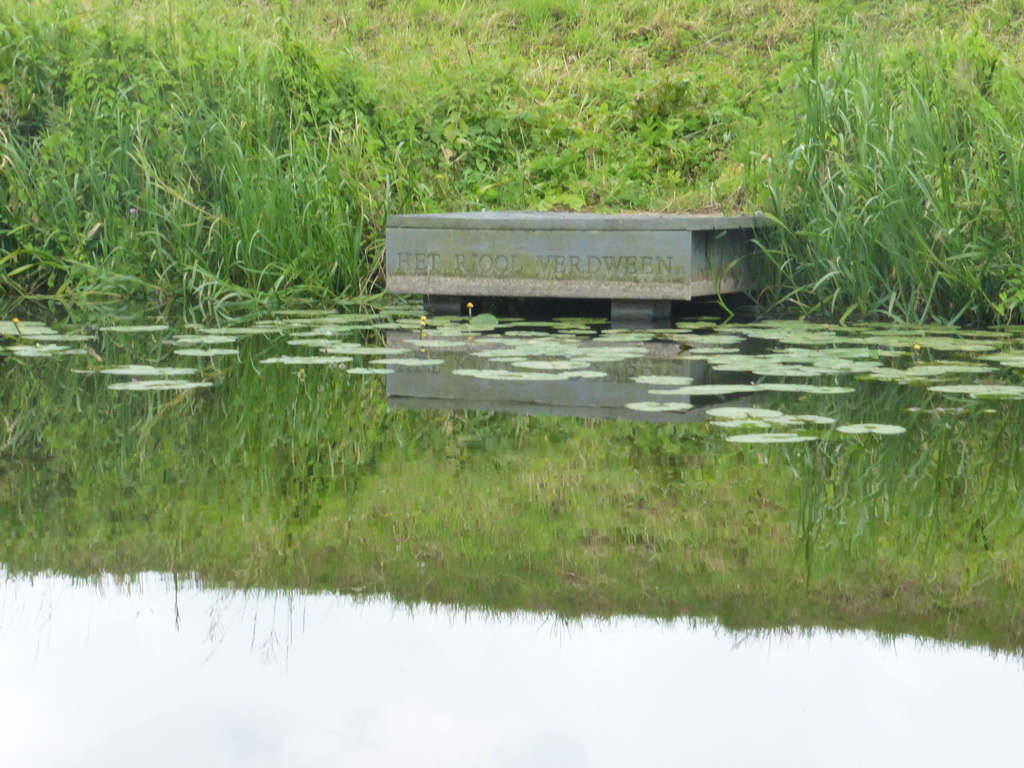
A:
[1,574,1022,768]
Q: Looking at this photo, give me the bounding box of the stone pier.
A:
[385,212,766,320]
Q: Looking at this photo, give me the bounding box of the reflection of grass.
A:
[759,381,1024,651]
[1,324,1024,655]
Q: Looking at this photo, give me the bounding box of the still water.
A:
[2,573,1022,768]
[2,306,1024,766]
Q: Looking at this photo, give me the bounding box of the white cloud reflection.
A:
[0,572,1021,768]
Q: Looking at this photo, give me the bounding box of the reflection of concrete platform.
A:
[385,212,767,322]
[385,332,751,423]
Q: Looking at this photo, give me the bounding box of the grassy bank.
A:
[761,30,1024,324]
[5,1,1024,319]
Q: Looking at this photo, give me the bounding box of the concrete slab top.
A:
[388,211,769,232]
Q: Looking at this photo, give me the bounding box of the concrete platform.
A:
[385,212,767,318]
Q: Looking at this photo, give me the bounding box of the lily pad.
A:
[691,334,745,345]
[792,414,838,425]
[674,321,717,330]
[624,401,694,412]
[272,309,340,318]
[174,348,239,357]
[173,334,238,345]
[631,375,695,386]
[400,339,465,349]
[98,325,171,335]
[7,344,78,357]
[511,360,592,371]
[979,353,1024,369]
[108,380,213,392]
[866,363,998,381]
[649,384,761,396]
[369,358,443,367]
[705,406,784,420]
[260,356,353,365]
[709,419,774,429]
[453,369,574,382]
[316,345,411,356]
[207,326,280,336]
[928,384,1024,399]
[757,384,855,395]
[0,321,54,336]
[836,423,907,435]
[726,433,819,444]
[25,333,96,342]
[99,366,199,377]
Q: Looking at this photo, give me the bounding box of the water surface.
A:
[3,573,1022,768]
[2,306,1024,765]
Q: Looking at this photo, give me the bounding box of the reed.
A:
[760,32,1024,324]
[0,6,395,303]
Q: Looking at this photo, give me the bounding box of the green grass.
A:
[760,29,1024,324]
[1,2,395,304]
[6,1,1024,318]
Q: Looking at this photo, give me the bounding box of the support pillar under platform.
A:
[424,295,464,316]
[611,299,672,326]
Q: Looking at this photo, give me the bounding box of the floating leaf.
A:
[792,414,837,425]
[399,339,465,349]
[836,423,907,435]
[174,348,239,357]
[916,338,998,353]
[674,321,717,330]
[370,358,443,367]
[757,384,855,395]
[866,363,998,381]
[709,419,773,428]
[25,333,96,342]
[624,401,694,412]
[98,324,169,333]
[288,329,353,339]
[206,326,279,336]
[260,355,352,365]
[453,369,575,382]
[272,309,340,318]
[690,333,745,345]
[7,344,76,357]
[631,375,695,386]
[511,360,592,371]
[980,353,1024,369]
[108,380,213,392]
[173,334,238,345]
[592,332,654,343]
[0,321,53,336]
[726,433,818,444]
[705,407,784,420]
[99,366,198,377]
[650,384,760,396]
[928,384,1024,399]
[316,344,411,356]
